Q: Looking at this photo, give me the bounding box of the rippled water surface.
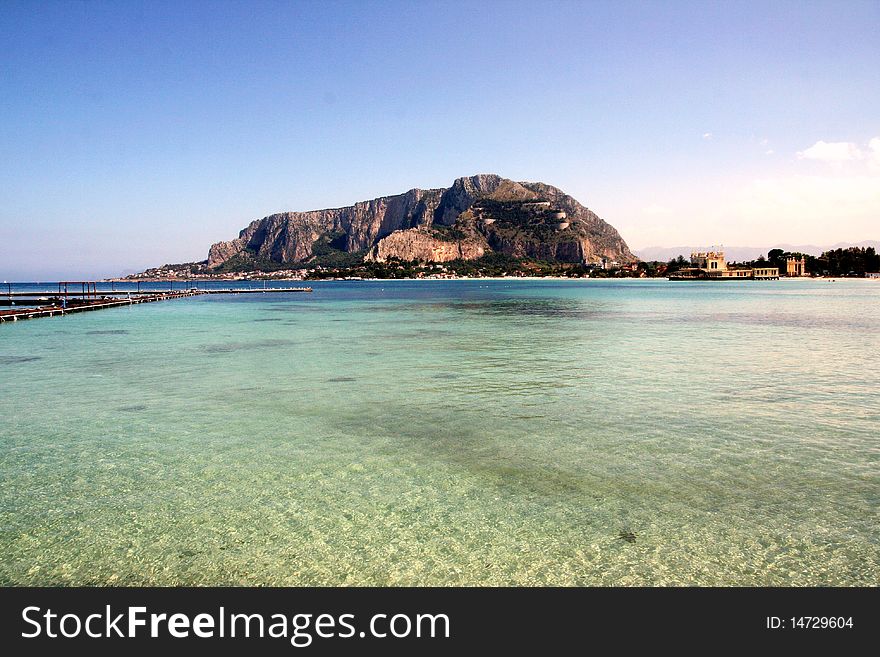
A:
[1,279,878,585]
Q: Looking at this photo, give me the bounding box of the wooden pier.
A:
[0,287,312,323]
[2,287,313,298]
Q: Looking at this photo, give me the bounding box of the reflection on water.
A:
[117,404,148,412]
[0,355,43,364]
[448,297,610,320]
[0,279,878,585]
[201,339,297,353]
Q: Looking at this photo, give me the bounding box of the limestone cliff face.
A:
[366,227,487,263]
[430,174,535,225]
[206,174,635,268]
[207,188,442,267]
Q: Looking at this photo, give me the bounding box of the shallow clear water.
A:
[1,279,878,585]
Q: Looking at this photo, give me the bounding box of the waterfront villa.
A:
[786,256,808,277]
[669,250,779,280]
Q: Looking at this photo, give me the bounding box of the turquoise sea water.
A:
[1,279,878,585]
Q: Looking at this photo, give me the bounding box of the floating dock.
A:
[0,286,312,323]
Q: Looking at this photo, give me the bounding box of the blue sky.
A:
[2,0,878,279]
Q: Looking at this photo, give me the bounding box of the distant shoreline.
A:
[96,275,879,284]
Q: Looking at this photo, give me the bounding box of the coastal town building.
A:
[786,256,808,277]
[689,250,727,273]
[600,257,620,270]
[669,250,779,280]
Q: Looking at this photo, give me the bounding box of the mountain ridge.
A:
[206,174,635,270]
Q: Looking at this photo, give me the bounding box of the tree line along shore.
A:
[123,246,880,282]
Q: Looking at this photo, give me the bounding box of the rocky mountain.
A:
[206,174,635,269]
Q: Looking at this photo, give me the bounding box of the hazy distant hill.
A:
[635,241,880,263]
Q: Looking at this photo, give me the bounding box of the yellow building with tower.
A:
[669,250,779,280]
[690,250,727,273]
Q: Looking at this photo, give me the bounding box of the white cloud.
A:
[797,140,863,163]
[765,150,774,155]
[702,132,713,140]
[868,137,880,169]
